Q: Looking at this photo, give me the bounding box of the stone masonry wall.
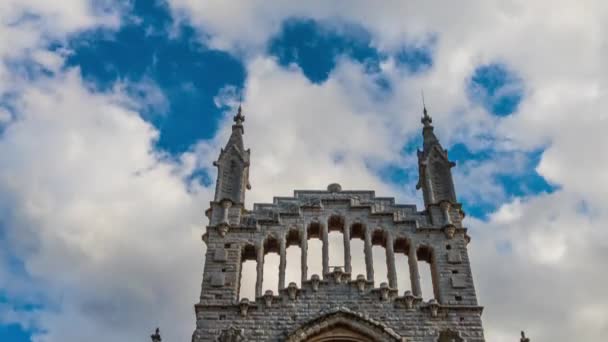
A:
[193,188,484,341]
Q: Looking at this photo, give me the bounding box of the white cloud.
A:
[0,69,210,341]
[2,1,608,342]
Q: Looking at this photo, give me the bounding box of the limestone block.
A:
[447,251,462,264]
[211,272,225,287]
[451,275,467,289]
[214,248,227,262]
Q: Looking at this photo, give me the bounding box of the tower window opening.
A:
[238,244,257,300]
[394,238,412,292]
[307,222,323,278]
[371,230,388,286]
[285,229,302,287]
[417,245,440,301]
[262,237,280,294]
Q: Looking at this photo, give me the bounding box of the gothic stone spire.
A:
[416,104,457,207]
[213,105,251,204]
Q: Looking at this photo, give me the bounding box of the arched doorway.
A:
[286,308,405,342]
[306,325,373,342]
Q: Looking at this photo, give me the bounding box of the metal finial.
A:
[233,102,245,125]
[421,89,427,116]
[420,90,432,126]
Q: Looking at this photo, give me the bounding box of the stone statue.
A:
[520,331,530,342]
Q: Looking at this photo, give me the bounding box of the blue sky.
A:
[0,1,606,342]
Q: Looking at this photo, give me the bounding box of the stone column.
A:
[322,222,329,278]
[408,242,422,297]
[385,233,397,289]
[279,235,286,290]
[343,222,351,274]
[255,243,264,298]
[300,225,308,283]
[364,227,374,282]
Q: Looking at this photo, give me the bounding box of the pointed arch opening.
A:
[286,309,404,342]
[307,222,323,278]
[349,223,366,279]
[285,229,302,287]
[239,244,257,300]
[394,237,412,292]
[371,229,388,285]
[328,215,345,269]
[417,245,440,301]
[262,236,280,294]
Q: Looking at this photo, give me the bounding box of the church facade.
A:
[190,106,486,341]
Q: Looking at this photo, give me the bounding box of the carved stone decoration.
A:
[287,282,298,300]
[403,290,415,309]
[217,223,229,237]
[217,326,245,342]
[332,266,344,284]
[264,290,273,308]
[428,299,439,318]
[356,274,366,293]
[239,298,249,317]
[327,183,342,193]
[311,274,320,292]
[443,225,456,239]
[379,282,390,301]
[520,331,530,342]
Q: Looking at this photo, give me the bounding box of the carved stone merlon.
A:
[239,298,250,317]
[355,274,366,292]
[403,291,415,309]
[264,290,274,308]
[217,223,229,237]
[311,274,320,292]
[150,328,161,342]
[287,282,298,300]
[428,299,439,318]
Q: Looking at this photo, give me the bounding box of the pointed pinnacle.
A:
[233,104,245,125]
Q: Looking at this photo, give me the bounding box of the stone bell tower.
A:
[191,105,486,342]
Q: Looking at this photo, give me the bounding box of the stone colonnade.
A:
[251,216,426,298]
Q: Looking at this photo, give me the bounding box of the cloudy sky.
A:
[0,0,607,341]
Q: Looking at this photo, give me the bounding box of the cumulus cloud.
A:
[1,1,608,342]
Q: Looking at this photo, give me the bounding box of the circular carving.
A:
[327,183,342,192]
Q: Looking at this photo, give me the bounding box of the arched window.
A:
[307,222,323,278]
[239,244,256,300]
[328,215,345,269]
[417,245,440,300]
[393,238,412,292]
[262,236,280,294]
[371,230,388,285]
[350,223,366,279]
[285,229,302,287]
